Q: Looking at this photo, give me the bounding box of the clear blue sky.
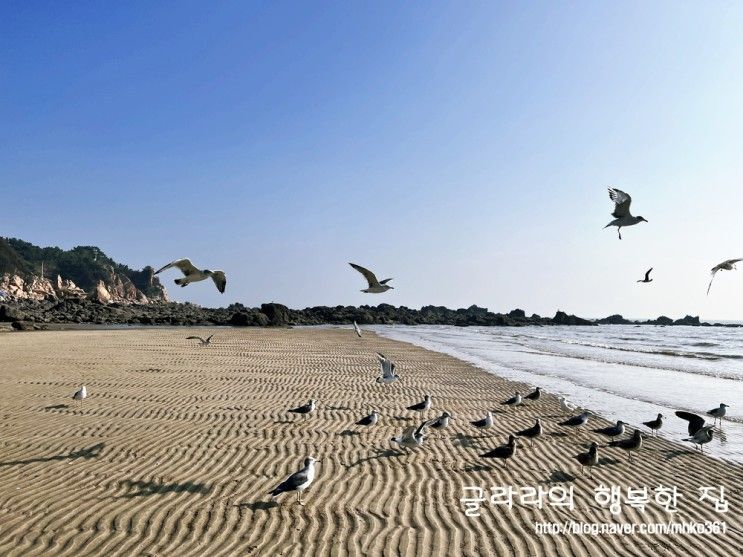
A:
[2,2,742,319]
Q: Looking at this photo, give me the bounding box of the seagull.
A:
[637,268,653,283]
[375,353,399,384]
[289,399,316,419]
[592,420,626,438]
[559,411,591,429]
[706,403,729,426]
[429,411,452,430]
[407,395,432,412]
[607,430,644,462]
[683,426,715,452]
[574,442,599,477]
[353,321,362,338]
[524,387,541,401]
[604,187,647,240]
[558,397,574,413]
[155,258,226,293]
[514,418,543,447]
[675,411,707,436]
[268,457,318,505]
[502,392,522,406]
[480,435,518,468]
[72,385,87,404]
[356,410,380,427]
[470,411,494,430]
[642,413,664,436]
[349,263,393,293]
[707,258,743,295]
[186,334,213,346]
[391,420,430,449]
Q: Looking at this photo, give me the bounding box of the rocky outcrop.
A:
[552,310,594,326]
[673,315,701,326]
[596,314,633,325]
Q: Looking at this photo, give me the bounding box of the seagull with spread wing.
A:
[707,258,743,295]
[186,334,213,346]
[349,263,393,293]
[637,268,653,283]
[604,188,647,240]
[391,420,430,449]
[376,352,400,384]
[155,258,226,293]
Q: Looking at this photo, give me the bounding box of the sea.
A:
[372,324,743,464]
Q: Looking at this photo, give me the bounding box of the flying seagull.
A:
[407,395,432,412]
[559,411,591,429]
[186,335,213,346]
[155,258,226,293]
[707,403,729,426]
[607,430,644,463]
[391,420,430,449]
[349,263,393,293]
[707,258,743,295]
[375,353,399,384]
[637,268,653,283]
[593,420,626,438]
[574,442,599,477]
[514,418,543,447]
[470,411,494,430]
[356,410,379,427]
[268,457,318,505]
[642,413,664,436]
[524,387,541,401]
[429,411,452,430]
[604,187,647,240]
[353,321,362,338]
[675,410,706,436]
[72,385,87,404]
[502,392,522,406]
[683,426,715,452]
[480,435,518,468]
[289,399,316,419]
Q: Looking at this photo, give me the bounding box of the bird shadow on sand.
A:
[339,429,360,437]
[543,469,577,484]
[237,500,278,512]
[42,404,69,411]
[393,416,413,422]
[116,479,212,499]
[663,448,691,461]
[326,405,351,411]
[274,419,295,425]
[597,457,620,466]
[451,433,482,449]
[349,448,404,467]
[0,442,104,467]
[463,464,492,473]
[547,432,569,438]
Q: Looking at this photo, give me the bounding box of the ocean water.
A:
[372,324,743,464]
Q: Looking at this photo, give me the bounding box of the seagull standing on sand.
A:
[502,392,522,406]
[642,413,664,436]
[607,430,644,463]
[429,411,452,430]
[593,420,626,438]
[349,263,394,293]
[353,321,362,338]
[72,385,87,405]
[155,258,227,293]
[289,400,316,419]
[707,403,729,426]
[559,411,591,429]
[391,421,430,449]
[525,387,541,401]
[637,268,653,283]
[707,258,743,295]
[186,335,213,346]
[575,443,599,477]
[356,410,379,427]
[407,395,432,412]
[683,426,715,452]
[604,187,647,240]
[480,435,518,468]
[470,411,494,430]
[375,353,399,384]
[514,418,543,447]
[268,457,318,505]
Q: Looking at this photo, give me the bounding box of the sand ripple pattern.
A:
[0,328,741,556]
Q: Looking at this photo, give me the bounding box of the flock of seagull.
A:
[65,187,735,505]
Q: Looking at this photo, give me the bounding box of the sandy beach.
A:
[0,327,741,556]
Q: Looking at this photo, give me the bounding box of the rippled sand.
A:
[0,328,741,556]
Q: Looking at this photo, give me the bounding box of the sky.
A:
[2,1,743,320]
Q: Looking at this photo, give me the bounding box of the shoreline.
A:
[0,328,740,555]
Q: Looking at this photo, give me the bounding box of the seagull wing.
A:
[186,336,205,342]
[349,263,381,288]
[713,257,743,272]
[401,425,417,440]
[645,268,653,281]
[382,361,396,378]
[608,188,632,218]
[414,420,431,437]
[675,411,705,435]
[210,271,227,293]
[707,275,716,295]
[155,258,198,276]
[271,467,309,495]
[379,278,393,285]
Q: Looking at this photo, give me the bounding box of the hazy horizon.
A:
[3,2,743,320]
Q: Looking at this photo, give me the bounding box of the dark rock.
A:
[508,309,527,319]
[553,311,595,326]
[11,320,33,331]
[0,304,24,322]
[596,314,632,325]
[673,315,701,326]
[260,303,290,326]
